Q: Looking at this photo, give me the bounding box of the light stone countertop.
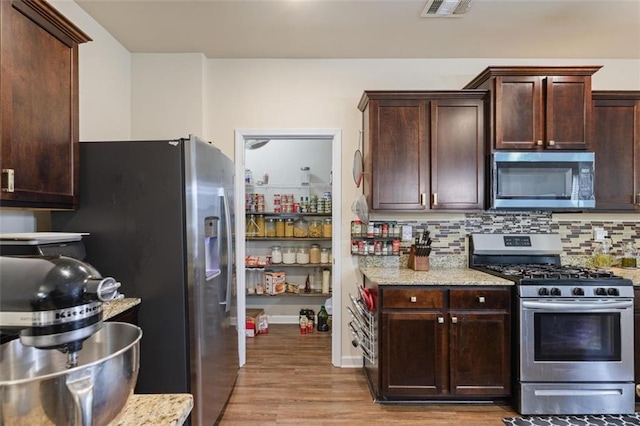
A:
[360,267,513,286]
[110,394,193,426]
[611,267,640,285]
[101,299,193,426]
[102,297,141,320]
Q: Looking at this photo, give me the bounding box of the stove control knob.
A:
[595,287,607,296]
[538,287,549,296]
[550,287,561,296]
[572,287,584,296]
[607,288,619,296]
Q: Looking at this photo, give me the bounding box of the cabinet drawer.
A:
[382,288,444,309]
[449,288,510,310]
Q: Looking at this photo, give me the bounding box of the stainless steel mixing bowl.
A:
[0,322,142,426]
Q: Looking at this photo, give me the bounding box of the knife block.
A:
[408,246,430,271]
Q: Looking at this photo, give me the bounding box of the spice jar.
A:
[282,247,296,264]
[322,218,332,238]
[265,218,276,237]
[309,244,321,264]
[296,247,310,264]
[308,219,322,238]
[271,246,283,264]
[275,218,285,237]
[293,217,308,238]
[284,218,295,237]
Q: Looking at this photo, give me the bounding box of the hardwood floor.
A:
[219,324,518,425]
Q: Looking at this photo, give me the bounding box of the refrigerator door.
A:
[185,136,238,426]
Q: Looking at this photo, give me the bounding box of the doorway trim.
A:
[234,128,342,367]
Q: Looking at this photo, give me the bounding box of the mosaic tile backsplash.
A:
[358,212,639,269]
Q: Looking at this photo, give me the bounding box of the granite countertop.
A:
[360,267,513,286]
[101,299,193,425]
[103,297,141,320]
[110,394,193,426]
[611,267,640,285]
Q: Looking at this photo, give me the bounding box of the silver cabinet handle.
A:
[536,140,543,146]
[548,140,555,146]
[410,296,417,303]
[437,317,444,324]
[432,193,438,205]
[420,193,427,206]
[636,193,640,206]
[2,169,14,192]
[478,296,485,303]
[451,316,458,324]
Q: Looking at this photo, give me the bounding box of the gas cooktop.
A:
[481,264,626,282]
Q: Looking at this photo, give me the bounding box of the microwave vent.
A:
[420,0,473,17]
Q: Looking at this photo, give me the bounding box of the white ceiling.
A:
[74,0,640,59]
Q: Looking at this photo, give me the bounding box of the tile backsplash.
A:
[359,212,639,269]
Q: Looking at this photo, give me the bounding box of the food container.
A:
[282,247,296,264]
[309,244,321,264]
[265,218,276,237]
[271,246,283,264]
[284,218,295,237]
[0,322,141,426]
[322,218,332,237]
[296,247,310,264]
[293,217,308,238]
[320,247,329,264]
[308,220,322,238]
[255,215,266,238]
[275,219,285,237]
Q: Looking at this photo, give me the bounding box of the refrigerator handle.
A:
[220,189,233,312]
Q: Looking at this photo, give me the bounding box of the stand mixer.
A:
[0,255,123,367]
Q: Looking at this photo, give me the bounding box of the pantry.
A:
[236,131,341,365]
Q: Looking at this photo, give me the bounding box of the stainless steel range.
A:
[469,233,635,416]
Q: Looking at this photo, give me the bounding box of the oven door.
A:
[519,298,634,382]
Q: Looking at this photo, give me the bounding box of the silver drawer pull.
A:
[410,296,417,303]
[478,296,485,303]
[451,316,458,324]
[437,317,444,324]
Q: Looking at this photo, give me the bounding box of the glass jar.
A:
[275,218,285,237]
[271,246,283,264]
[300,166,310,186]
[322,218,332,238]
[621,242,637,268]
[296,247,310,264]
[284,218,295,237]
[309,244,321,264]
[282,247,296,264]
[320,247,329,264]
[293,217,308,238]
[246,215,257,238]
[308,219,322,238]
[255,214,266,238]
[265,218,276,237]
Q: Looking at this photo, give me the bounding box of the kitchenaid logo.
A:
[54,302,102,321]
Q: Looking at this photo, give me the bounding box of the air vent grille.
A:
[421,0,473,17]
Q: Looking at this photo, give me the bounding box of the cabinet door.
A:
[449,312,510,397]
[381,311,448,397]
[494,76,543,150]
[635,288,640,397]
[0,0,89,208]
[592,95,640,211]
[366,99,429,211]
[545,76,591,150]
[430,98,484,210]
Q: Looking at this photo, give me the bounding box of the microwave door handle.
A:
[522,300,633,311]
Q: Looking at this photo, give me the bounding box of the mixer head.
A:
[0,256,122,366]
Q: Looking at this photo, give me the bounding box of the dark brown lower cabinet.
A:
[106,305,140,326]
[634,288,640,398]
[372,285,510,401]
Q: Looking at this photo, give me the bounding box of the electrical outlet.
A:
[593,227,608,241]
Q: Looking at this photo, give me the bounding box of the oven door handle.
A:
[522,300,633,311]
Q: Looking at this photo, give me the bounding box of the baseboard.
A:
[341,355,365,368]
[267,314,299,324]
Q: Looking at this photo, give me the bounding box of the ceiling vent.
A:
[420,0,473,17]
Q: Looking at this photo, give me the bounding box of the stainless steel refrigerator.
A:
[51,135,238,426]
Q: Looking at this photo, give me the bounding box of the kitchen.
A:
[1,0,639,424]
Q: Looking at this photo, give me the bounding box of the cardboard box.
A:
[246,308,264,338]
[264,271,286,295]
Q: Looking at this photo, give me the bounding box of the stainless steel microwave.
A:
[491,152,595,210]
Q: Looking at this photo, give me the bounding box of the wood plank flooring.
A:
[219,324,518,425]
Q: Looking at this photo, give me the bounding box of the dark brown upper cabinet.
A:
[1,0,91,209]
[464,66,601,151]
[358,91,486,212]
[592,91,640,211]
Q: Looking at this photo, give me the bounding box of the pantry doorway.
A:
[234,128,342,368]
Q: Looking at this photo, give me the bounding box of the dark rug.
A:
[502,413,640,426]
